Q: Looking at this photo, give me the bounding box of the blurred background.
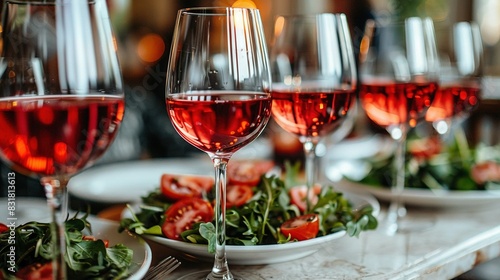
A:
[3,0,500,194]
[0,0,499,278]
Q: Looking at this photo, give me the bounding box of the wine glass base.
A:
[177,270,265,280]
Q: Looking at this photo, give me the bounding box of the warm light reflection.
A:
[274,16,284,39]
[359,20,374,64]
[232,0,256,8]
[14,136,29,159]
[25,156,52,173]
[54,142,67,163]
[137,33,165,63]
[116,100,125,121]
[364,103,403,127]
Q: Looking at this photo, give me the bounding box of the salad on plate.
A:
[350,129,500,192]
[0,214,135,280]
[119,160,378,253]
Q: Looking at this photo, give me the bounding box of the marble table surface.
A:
[150,203,500,279]
[3,195,498,279]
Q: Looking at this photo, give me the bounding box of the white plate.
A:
[0,198,152,280]
[68,158,213,203]
[130,191,379,265]
[336,179,500,208]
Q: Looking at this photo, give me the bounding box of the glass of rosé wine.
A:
[165,7,271,280]
[359,17,440,234]
[269,13,357,212]
[426,21,483,136]
[0,0,124,278]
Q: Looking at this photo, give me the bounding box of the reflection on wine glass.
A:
[359,17,439,235]
[269,13,357,211]
[426,21,483,135]
[165,7,271,280]
[0,0,124,278]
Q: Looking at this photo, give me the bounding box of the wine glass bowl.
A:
[426,21,483,135]
[165,7,271,279]
[358,17,439,234]
[269,13,357,210]
[0,0,124,278]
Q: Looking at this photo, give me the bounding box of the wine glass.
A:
[269,13,357,211]
[358,17,439,234]
[0,0,124,278]
[165,7,271,280]
[426,21,483,136]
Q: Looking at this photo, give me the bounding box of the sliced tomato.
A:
[228,160,275,186]
[280,214,320,241]
[16,262,53,280]
[289,184,322,212]
[160,174,214,200]
[162,198,214,240]
[226,184,254,208]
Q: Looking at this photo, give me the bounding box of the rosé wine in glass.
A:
[167,91,271,155]
[0,1,124,278]
[359,17,439,234]
[165,7,271,280]
[269,13,357,212]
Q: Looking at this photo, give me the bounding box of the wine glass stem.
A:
[387,129,407,235]
[210,157,233,280]
[41,177,68,280]
[303,140,317,212]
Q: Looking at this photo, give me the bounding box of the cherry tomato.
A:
[289,185,322,212]
[471,161,500,185]
[160,174,214,200]
[228,160,275,186]
[0,223,8,233]
[16,262,53,280]
[162,198,214,240]
[408,136,441,160]
[280,214,320,241]
[226,184,254,208]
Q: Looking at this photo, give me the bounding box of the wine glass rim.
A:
[366,15,435,27]
[179,6,259,16]
[3,0,99,4]
[275,12,346,19]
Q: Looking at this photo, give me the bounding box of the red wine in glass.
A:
[167,91,272,155]
[166,7,271,279]
[426,84,481,122]
[271,89,354,139]
[426,21,483,135]
[0,95,124,175]
[0,1,124,278]
[359,79,438,234]
[360,80,438,128]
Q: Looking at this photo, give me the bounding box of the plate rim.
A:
[336,179,500,207]
[68,158,213,203]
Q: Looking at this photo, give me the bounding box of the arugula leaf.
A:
[119,204,164,236]
[199,223,216,253]
[0,215,133,279]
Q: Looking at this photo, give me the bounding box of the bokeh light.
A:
[137,33,165,63]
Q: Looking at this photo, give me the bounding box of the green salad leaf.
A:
[0,214,133,279]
